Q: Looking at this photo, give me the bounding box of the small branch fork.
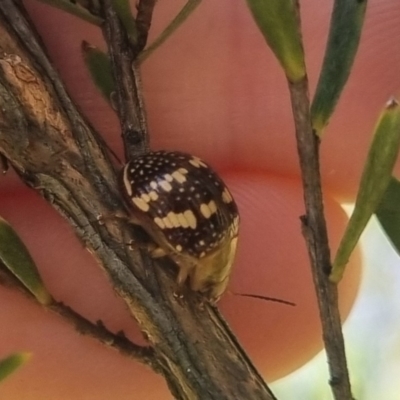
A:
[0,265,155,368]
[288,4,353,400]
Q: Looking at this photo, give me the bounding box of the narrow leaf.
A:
[36,0,102,25]
[376,177,400,255]
[0,353,31,382]
[245,0,305,82]
[311,0,368,136]
[139,0,201,63]
[112,0,138,45]
[82,42,115,103]
[0,216,51,305]
[331,99,400,282]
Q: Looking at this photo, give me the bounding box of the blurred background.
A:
[273,210,400,400]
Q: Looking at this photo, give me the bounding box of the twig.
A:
[210,306,277,400]
[136,0,157,52]
[101,0,149,160]
[0,265,155,367]
[288,76,353,399]
[48,301,156,365]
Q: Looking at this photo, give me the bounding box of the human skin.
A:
[0,0,399,399]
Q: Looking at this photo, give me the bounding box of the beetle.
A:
[119,150,239,303]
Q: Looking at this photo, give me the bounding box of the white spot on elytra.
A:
[189,157,207,168]
[171,170,187,183]
[222,188,233,203]
[150,181,157,189]
[163,216,173,229]
[189,159,201,168]
[167,212,180,228]
[154,217,165,229]
[177,213,189,228]
[183,210,197,229]
[164,174,173,182]
[148,191,158,201]
[208,200,217,214]
[200,203,212,219]
[132,197,149,212]
[176,245,183,252]
[159,180,173,192]
[141,193,151,203]
[200,200,217,219]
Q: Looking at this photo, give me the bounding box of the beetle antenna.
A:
[233,292,296,306]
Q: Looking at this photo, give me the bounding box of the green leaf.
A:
[331,99,400,282]
[139,0,202,63]
[81,42,115,103]
[0,353,31,382]
[245,0,305,82]
[36,0,102,25]
[311,0,368,136]
[0,216,51,305]
[112,0,138,45]
[376,177,400,255]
